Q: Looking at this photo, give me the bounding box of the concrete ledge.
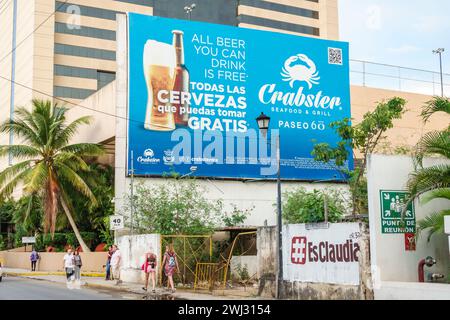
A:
[4,271,105,277]
[375,281,450,300]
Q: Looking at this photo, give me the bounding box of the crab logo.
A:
[280,54,320,89]
[143,148,154,157]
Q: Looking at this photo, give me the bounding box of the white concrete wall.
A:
[230,255,257,280]
[367,154,450,284]
[116,234,160,284]
[375,281,450,300]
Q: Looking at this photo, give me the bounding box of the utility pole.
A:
[130,150,134,236]
[432,48,445,97]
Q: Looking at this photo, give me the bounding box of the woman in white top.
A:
[63,248,75,289]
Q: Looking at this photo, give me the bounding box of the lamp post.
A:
[256,112,283,299]
[184,3,196,20]
[432,48,445,97]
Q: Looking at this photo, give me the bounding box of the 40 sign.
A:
[380,190,415,234]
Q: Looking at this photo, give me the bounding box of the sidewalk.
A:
[3,268,270,300]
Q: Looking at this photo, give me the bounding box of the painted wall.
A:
[0,251,107,272]
[367,154,450,285]
[116,234,161,284]
[283,223,361,285]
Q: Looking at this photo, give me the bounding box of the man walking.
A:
[110,245,122,285]
[30,248,39,272]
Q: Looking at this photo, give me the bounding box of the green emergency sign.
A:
[380,190,415,234]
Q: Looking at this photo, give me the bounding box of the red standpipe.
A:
[418,259,426,282]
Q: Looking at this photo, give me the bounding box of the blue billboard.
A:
[127,14,352,180]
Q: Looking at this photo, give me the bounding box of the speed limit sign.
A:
[110,215,124,230]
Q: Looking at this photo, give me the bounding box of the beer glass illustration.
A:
[143,40,176,131]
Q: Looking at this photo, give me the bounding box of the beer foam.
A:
[143,40,176,68]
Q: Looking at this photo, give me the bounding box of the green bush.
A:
[282,187,346,224]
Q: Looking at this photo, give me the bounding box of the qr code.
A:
[328,47,343,65]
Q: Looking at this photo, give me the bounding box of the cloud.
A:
[387,45,422,54]
[412,16,450,33]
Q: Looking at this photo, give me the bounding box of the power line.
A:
[0,0,69,65]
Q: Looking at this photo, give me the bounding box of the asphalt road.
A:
[0,276,141,300]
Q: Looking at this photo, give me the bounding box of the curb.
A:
[4,271,104,277]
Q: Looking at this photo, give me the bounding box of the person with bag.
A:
[162,244,179,293]
[73,249,83,289]
[63,248,75,289]
[141,246,157,293]
[30,248,39,272]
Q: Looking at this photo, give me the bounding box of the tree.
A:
[312,97,407,214]
[406,96,450,240]
[0,99,104,252]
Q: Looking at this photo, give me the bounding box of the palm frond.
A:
[56,163,97,206]
[24,162,48,193]
[0,160,34,189]
[417,209,450,241]
[407,164,450,198]
[59,143,105,157]
[421,188,450,205]
[421,96,450,123]
[0,168,33,198]
[0,145,41,159]
[414,130,450,167]
[0,120,43,147]
[52,116,92,149]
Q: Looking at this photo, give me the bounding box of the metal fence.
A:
[350,59,450,96]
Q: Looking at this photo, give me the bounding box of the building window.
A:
[114,0,153,6]
[239,0,319,19]
[54,43,116,61]
[54,86,96,99]
[55,22,116,40]
[153,0,238,26]
[238,15,320,36]
[54,64,98,79]
[97,71,116,90]
[56,1,118,20]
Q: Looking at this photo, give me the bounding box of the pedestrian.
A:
[30,248,39,272]
[105,246,113,280]
[162,244,179,293]
[73,249,83,289]
[63,248,75,289]
[141,246,157,293]
[110,244,122,285]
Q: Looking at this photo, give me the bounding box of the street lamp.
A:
[432,48,445,97]
[256,112,283,299]
[184,3,196,20]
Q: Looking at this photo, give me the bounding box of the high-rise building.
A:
[0,0,338,113]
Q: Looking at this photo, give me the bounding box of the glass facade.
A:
[54,64,98,79]
[55,43,116,61]
[153,0,238,26]
[239,0,319,19]
[97,71,116,90]
[56,1,118,20]
[54,86,96,99]
[55,22,116,40]
[238,15,320,36]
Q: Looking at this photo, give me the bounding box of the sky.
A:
[339,0,450,74]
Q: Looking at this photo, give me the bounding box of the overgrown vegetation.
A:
[282,187,346,223]
[125,177,252,235]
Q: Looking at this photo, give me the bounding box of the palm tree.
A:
[0,99,104,252]
[406,96,450,240]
